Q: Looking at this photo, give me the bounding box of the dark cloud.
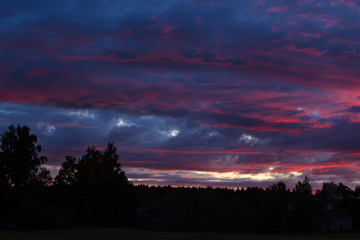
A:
[347,106,360,113]
[2,1,360,188]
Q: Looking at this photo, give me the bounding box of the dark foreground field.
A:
[0,228,359,240]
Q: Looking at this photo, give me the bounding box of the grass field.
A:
[1,228,360,240]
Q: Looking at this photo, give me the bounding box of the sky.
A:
[2,0,360,189]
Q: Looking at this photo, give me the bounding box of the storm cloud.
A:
[1,0,360,189]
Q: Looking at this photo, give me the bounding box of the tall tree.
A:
[55,143,135,225]
[0,124,47,187]
[56,143,128,187]
[269,181,287,192]
[55,155,78,186]
[294,176,312,195]
[77,142,127,187]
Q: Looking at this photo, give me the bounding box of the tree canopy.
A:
[55,143,129,187]
[0,124,47,187]
[294,176,312,195]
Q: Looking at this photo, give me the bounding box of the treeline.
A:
[0,124,136,229]
[136,180,360,233]
[1,124,360,233]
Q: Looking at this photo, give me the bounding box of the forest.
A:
[1,124,360,233]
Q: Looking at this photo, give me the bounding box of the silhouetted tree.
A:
[76,143,127,187]
[318,182,338,210]
[33,168,52,186]
[263,181,289,232]
[55,156,77,186]
[336,182,351,200]
[355,186,360,198]
[0,153,7,189]
[54,143,136,226]
[268,181,287,192]
[56,143,128,187]
[0,124,47,187]
[291,177,314,232]
[294,176,312,195]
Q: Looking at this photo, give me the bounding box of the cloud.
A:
[2,0,360,189]
[347,105,360,113]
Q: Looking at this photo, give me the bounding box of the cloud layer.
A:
[2,0,360,189]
